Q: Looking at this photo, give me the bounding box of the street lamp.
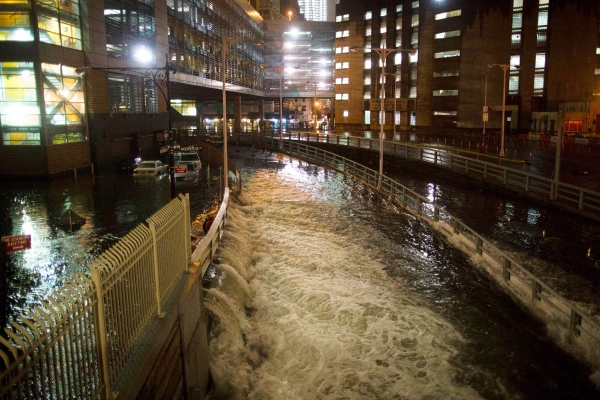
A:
[371,47,415,187]
[222,37,263,192]
[385,71,407,140]
[488,63,519,157]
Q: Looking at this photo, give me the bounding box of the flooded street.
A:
[0,171,217,325]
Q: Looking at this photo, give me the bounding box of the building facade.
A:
[334,0,600,135]
[0,0,264,175]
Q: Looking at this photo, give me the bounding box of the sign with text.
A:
[2,235,31,253]
[179,145,203,152]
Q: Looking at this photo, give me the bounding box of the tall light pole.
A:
[371,47,415,187]
[488,63,518,157]
[222,37,262,192]
[385,71,407,140]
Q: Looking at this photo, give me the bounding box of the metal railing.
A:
[248,136,600,371]
[261,131,600,219]
[0,184,235,400]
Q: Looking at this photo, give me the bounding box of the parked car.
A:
[176,152,202,170]
[174,162,199,181]
[133,160,168,176]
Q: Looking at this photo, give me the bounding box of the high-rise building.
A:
[334,0,600,136]
[298,0,334,22]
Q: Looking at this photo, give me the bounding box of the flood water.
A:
[0,172,217,325]
[205,149,600,399]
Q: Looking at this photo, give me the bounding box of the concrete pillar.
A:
[234,96,242,134]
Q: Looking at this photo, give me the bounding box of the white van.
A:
[177,152,202,170]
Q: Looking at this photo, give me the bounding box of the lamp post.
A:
[371,47,415,187]
[488,63,518,157]
[222,37,262,192]
[385,71,407,140]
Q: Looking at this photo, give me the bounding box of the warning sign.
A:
[2,235,32,253]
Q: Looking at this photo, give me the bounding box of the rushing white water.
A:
[205,162,484,399]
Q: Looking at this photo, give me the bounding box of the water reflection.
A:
[0,172,217,326]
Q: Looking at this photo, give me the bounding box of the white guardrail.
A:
[244,135,600,371]
[254,131,600,219]
[0,181,235,400]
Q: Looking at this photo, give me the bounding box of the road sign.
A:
[2,235,31,253]
[179,145,203,152]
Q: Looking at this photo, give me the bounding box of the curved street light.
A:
[488,63,520,157]
[371,47,415,188]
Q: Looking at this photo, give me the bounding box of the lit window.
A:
[0,62,41,145]
[511,55,521,67]
[42,63,86,144]
[564,120,582,132]
[509,76,519,93]
[380,22,387,34]
[336,47,342,54]
[534,74,544,92]
[343,30,349,37]
[342,62,349,69]
[342,77,349,84]
[396,5,403,12]
[512,34,521,45]
[364,110,370,124]
[512,13,522,30]
[37,0,83,50]
[336,15,342,22]
[434,50,460,58]
[171,99,196,116]
[342,46,349,53]
[343,110,349,117]
[365,11,372,20]
[363,91,371,99]
[343,14,349,21]
[433,70,460,77]
[435,10,461,20]
[535,53,545,69]
[433,111,458,116]
[336,63,342,69]
[365,59,371,69]
[0,11,34,41]
[381,8,387,17]
[411,14,419,27]
[412,1,419,8]
[435,30,461,39]
[433,90,458,96]
[513,0,523,9]
[336,31,342,38]
[396,17,402,30]
[595,69,600,75]
[538,11,548,28]
[364,76,371,85]
[365,25,372,36]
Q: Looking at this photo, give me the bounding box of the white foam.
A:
[207,164,483,399]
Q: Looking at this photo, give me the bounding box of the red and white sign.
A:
[2,235,32,253]
[174,165,188,173]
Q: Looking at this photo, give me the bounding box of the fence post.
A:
[476,237,483,255]
[90,268,113,400]
[569,310,582,337]
[148,221,165,318]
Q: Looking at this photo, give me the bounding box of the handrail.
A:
[256,131,600,220]
[240,135,600,371]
